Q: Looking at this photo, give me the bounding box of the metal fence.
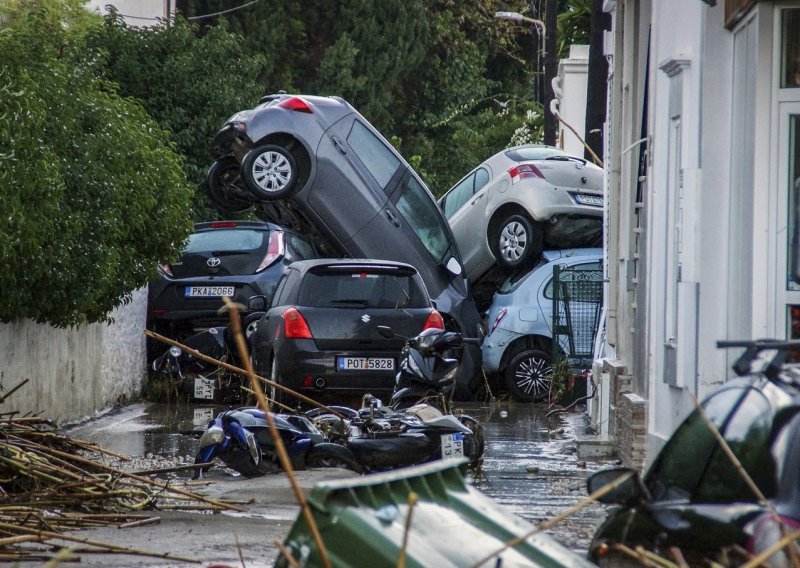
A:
[551,265,603,368]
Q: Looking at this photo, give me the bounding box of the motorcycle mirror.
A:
[248,295,268,312]
[376,325,394,339]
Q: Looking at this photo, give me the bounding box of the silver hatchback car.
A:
[439,145,604,283]
[482,248,603,402]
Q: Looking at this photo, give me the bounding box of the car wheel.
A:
[242,144,298,200]
[505,349,553,402]
[206,157,253,213]
[493,214,542,270]
[305,443,362,472]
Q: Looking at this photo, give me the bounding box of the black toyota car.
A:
[248,259,444,404]
[147,220,317,342]
[208,94,483,398]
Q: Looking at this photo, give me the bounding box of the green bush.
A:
[0,0,194,327]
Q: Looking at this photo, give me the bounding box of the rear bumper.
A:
[275,340,399,394]
[481,328,523,374]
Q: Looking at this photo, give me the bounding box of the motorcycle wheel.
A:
[459,415,485,467]
[305,443,362,473]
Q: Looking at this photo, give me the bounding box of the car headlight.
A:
[197,426,225,450]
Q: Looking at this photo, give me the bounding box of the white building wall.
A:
[0,290,147,424]
[556,45,590,156]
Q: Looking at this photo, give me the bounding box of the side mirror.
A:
[586,467,646,505]
[376,325,394,339]
[248,295,268,312]
[445,257,463,276]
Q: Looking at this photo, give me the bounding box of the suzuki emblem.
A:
[207,257,221,267]
[361,314,371,323]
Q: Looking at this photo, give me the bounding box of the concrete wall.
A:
[0,289,147,424]
[556,45,589,156]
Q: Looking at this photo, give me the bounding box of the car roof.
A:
[287,258,420,274]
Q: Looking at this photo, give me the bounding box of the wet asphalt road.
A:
[66,398,614,560]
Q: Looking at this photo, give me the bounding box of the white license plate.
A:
[193,407,215,427]
[185,286,235,298]
[194,377,216,399]
[336,357,395,371]
[441,433,465,460]
[574,194,604,207]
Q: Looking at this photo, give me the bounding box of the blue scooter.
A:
[194,407,361,478]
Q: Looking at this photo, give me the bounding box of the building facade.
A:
[597,0,800,468]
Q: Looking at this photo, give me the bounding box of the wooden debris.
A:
[0,409,238,563]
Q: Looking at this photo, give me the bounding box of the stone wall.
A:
[616,392,647,471]
[0,289,147,424]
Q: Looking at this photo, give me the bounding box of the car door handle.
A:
[470,194,485,205]
[331,135,347,155]
[385,209,401,228]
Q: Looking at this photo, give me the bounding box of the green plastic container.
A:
[276,459,595,567]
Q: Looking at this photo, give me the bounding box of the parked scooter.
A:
[149,312,263,403]
[193,407,361,478]
[308,326,485,471]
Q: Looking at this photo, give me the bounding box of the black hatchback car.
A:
[147,220,317,340]
[248,259,445,404]
[587,340,800,566]
[208,93,483,398]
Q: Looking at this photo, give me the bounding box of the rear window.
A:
[505,147,567,162]
[184,229,266,253]
[298,268,428,309]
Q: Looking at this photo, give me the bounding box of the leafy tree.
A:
[0,0,194,327]
[87,11,266,219]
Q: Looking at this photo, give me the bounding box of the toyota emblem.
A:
[361,314,371,323]
[207,257,221,267]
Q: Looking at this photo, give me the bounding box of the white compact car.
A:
[439,145,604,283]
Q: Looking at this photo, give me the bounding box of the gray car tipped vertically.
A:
[208,94,483,398]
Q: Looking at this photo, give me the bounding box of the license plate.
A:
[441,433,464,460]
[336,357,395,371]
[194,377,216,400]
[574,194,604,207]
[184,286,235,298]
[193,407,215,427]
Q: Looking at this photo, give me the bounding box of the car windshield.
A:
[298,269,428,309]
[184,229,266,253]
[505,147,568,162]
[395,176,452,263]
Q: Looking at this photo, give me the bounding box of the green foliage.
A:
[87,12,265,220]
[0,0,194,327]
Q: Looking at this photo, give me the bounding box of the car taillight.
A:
[508,163,545,184]
[210,221,238,228]
[278,97,314,114]
[284,307,313,339]
[422,310,444,331]
[256,231,285,272]
[157,262,173,277]
[490,307,508,334]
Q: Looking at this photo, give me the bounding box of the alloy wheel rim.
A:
[251,151,292,193]
[499,222,528,262]
[513,355,552,398]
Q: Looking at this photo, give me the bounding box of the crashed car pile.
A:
[146,93,606,477]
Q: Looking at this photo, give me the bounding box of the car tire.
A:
[305,443,362,472]
[505,348,553,402]
[206,157,253,213]
[242,144,298,200]
[493,214,542,270]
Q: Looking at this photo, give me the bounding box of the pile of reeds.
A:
[0,381,238,564]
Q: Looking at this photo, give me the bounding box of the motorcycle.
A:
[149,312,263,404]
[308,326,485,471]
[193,407,361,478]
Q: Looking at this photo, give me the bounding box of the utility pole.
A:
[543,0,558,145]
